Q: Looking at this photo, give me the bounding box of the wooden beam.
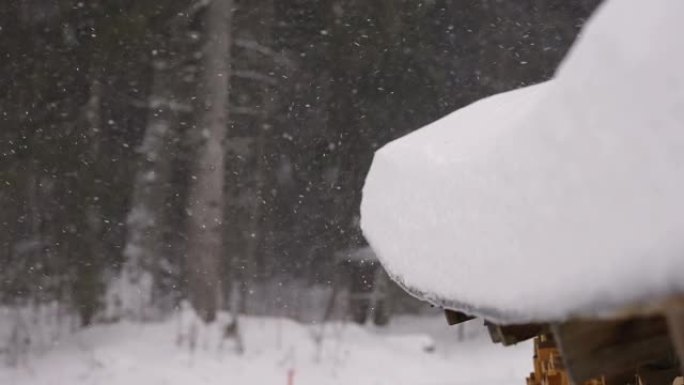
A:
[665,298,684,374]
[444,310,474,325]
[486,322,544,346]
[552,317,673,384]
[637,364,680,385]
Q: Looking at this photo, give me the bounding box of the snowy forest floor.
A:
[0,310,532,385]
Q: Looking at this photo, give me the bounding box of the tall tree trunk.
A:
[74,76,103,327]
[185,0,233,323]
[238,128,264,314]
[233,0,275,315]
[120,59,175,320]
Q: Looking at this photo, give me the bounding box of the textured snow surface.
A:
[0,310,531,385]
[361,0,684,323]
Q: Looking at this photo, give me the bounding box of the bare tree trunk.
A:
[185,0,233,323]
[235,0,275,315]
[120,59,175,320]
[238,128,264,314]
[74,76,103,327]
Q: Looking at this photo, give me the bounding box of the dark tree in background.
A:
[0,0,600,326]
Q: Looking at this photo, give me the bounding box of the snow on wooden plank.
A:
[361,0,684,324]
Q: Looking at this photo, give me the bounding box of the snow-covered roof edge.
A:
[362,0,684,324]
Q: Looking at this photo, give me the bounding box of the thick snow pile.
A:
[361,0,684,323]
[0,310,531,385]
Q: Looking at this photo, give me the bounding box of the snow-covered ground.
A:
[0,310,531,385]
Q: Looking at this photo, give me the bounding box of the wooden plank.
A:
[637,365,679,385]
[444,310,474,325]
[665,298,684,374]
[486,322,544,346]
[552,317,674,384]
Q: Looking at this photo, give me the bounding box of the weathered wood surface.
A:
[487,322,544,346]
[551,317,674,384]
[444,310,474,325]
[665,298,684,375]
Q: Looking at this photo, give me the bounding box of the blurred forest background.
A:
[0,0,599,332]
